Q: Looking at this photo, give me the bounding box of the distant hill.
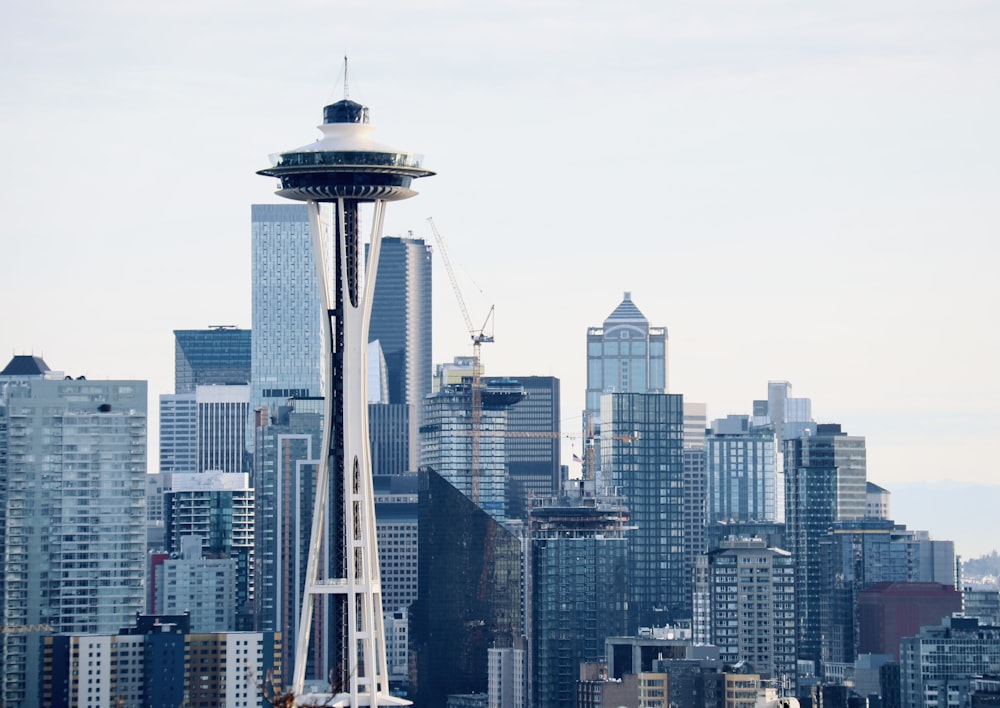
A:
[884,481,1000,560]
[964,550,1000,578]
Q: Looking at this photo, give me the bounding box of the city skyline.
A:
[2,2,998,556]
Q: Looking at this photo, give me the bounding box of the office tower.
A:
[368,234,433,460]
[584,293,668,477]
[253,399,323,678]
[420,378,525,521]
[174,326,251,393]
[0,356,147,707]
[529,496,630,708]
[161,384,250,474]
[692,538,797,683]
[410,468,522,708]
[752,381,815,445]
[164,470,255,628]
[899,615,1000,708]
[258,87,433,701]
[155,535,237,631]
[41,614,282,708]
[369,402,411,476]
[784,423,867,667]
[601,392,686,627]
[485,375,561,519]
[963,588,1000,625]
[250,203,322,439]
[705,414,778,524]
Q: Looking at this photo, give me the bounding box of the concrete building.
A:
[41,613,281,708]
[489,645,527,708]
[155,535,237,631]
[900,615,1000,708]
[693,538,796,683]
[858,582,963,661]
[0,356,147,706]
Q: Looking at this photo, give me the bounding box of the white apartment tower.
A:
[0,356,147,707]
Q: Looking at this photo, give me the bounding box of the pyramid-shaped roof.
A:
[604,291,648,325]
[1,355,51,377]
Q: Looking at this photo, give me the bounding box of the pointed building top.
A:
[1,354,51,377]
[605,291,648,324]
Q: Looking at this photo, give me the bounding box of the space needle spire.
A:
[259,77,434,705]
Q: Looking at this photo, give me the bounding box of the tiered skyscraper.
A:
[0,356,147,706]
[258,81,433,702]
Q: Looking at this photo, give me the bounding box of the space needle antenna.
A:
[343,55,350,99]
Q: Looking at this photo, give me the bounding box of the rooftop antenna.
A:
[343,55,350,99]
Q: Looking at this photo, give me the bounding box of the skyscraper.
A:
[784,423,867,668]
[692,538,796,684]
[705,414,778,524]
[257,86,433,701]
[529,496,630,708]
[250,203,323,440]
[368,234,433,461]
[585,293,667,477]
[485,375,561,519]
[0,356,147,706]
[173,326,251,393]
[420,378,525,521]
[601,392,686,627]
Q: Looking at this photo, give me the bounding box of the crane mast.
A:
[426,217,494,505]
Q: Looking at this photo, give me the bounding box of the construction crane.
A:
[427,217,494,504]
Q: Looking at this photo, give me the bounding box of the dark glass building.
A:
[410,468,522,708]
[784,423,867,668]
[530,497,630,708]
[484,375,561,519]
[173,327,251,393]
[601,392,687,627]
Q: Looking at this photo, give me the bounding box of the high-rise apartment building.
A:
[529,496,630,708]
[164,471,255,628]
[705,415,778,524]
[368,234,433,460]
[784,423,867,667]
[692,538,796,683]
[160,384,250,473]
[601,392,687,627]
[0,356,147,706]
[155,535,237,631]
[173,326,251,393]
[249,204,322,440]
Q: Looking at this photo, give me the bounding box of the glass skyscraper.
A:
[173,327,251,393]
[250,204,323,438]
[705,414,778,524]
[601,392,686,627]
[784,423,867,667]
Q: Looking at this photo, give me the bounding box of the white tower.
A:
[258,74,433,705]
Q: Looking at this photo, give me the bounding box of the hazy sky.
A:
[2,2,998,554]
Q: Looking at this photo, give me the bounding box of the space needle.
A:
[258,67,434,705]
